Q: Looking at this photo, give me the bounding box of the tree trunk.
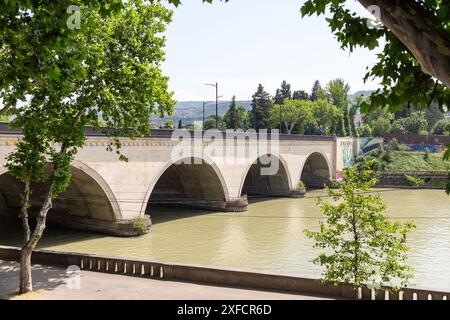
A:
[19,179,55,294]
[19,245,33,293]
[358,0,450,88]
[20,179,31,244]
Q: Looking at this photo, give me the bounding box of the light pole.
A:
[204,82,219,129]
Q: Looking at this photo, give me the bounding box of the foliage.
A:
[432,119,450,135]
[163,120,176,129]
[133,216,149,234]
[390,112,428,135]
[204,115,226,130]
[297,180,305,189]
[305,160,415,291]
[292,90,310,101]
[426,104,445,131]
[307,99,343,135]
[405,175,425,188]
[359,149,450,172]
[274,80,292,105]
[1,0,174,293]
[324,78,352,136]
[271,100,313,134]
[360,107,394,137]
[223,96,250,130]
[251,84,272,131]
[310,80,322,101]
[300,0,449,114]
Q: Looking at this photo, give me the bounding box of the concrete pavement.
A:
[0,260,336,300]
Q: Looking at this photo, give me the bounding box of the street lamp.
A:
[202,99,223,130]
[204,82,219,129]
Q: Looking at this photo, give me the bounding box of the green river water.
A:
[1,189,449,291]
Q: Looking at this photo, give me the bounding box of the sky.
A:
[162,0,383,102]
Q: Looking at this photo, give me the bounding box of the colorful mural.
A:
[359,136,382,154]
[342,143,353,168]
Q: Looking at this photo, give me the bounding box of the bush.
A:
[371,117,391,137]
[390,111,428,135]
[405,175,425,188]
[386,139,407,152]
[297,180,305,189]
[133,217,149,234]
[432,119,450,135]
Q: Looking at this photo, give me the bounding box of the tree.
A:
[308,99,342,135]
[224,96,239,129]
[177,119,183,129]
[1,0,174,293]
[310,80,322,101]
[251,84,272,130]
[204,115,226,130]
[292,90,310,101]
[426,104,445,132]
[223,97,250,130]
[300,1,449,114]
[432,119,450,136]
[270,100,314,134]
[325,78,353,136]
[305,160,415,294]
[163,120,176,129]
[390,111,428,135]
[360,107,394,137]
[274,80,292,104]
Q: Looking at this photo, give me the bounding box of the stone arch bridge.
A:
[0,128,365,236]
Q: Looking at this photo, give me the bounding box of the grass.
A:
[380,151,450,171]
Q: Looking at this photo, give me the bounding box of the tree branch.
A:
[0,102,12,117]
[358,0,450,88]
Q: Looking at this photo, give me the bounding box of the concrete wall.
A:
[1,245,448,300]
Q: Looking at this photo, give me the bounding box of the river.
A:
[0,188,449,291]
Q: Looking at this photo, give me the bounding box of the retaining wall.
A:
[1,245,449,300]
[378,171,448,189]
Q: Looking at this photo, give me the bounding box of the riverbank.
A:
[0,189,449,291]
[0,260,332,300]
[1,245,449,300]
[377,171,448,189]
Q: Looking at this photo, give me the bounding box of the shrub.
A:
[432,119,450,135]
[297,180,305,189]
[133,217,149,234]
[390,112,428,135]
[405,175,425,188]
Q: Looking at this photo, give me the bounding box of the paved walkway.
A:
[0,260,336,300]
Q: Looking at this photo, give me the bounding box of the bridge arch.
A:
[299,151,332,188]
[0,160,121,222]
[142,154,230,214]
[239,154,292,197]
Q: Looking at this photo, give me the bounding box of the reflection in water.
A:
[0,189,449,291]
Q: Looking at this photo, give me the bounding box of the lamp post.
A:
[204,82,219,129]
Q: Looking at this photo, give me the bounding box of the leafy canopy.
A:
[300,0,449,114]
[305,160,415,290]
[1,0,175,196]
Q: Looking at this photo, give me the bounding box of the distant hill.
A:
[153,90,375,126]
[152,100,252,126]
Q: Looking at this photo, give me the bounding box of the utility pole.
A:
[204,82,219,129]
[202,101,205,130]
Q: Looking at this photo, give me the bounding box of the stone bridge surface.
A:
[0,127,365,236]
